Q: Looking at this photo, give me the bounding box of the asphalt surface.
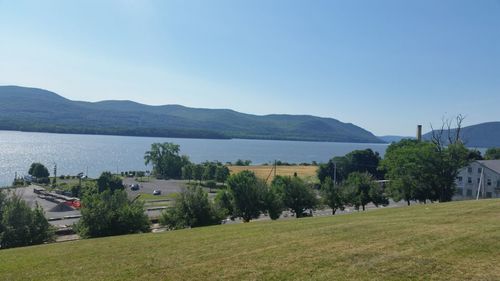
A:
[12,186,81,226]
[123,178,186,198]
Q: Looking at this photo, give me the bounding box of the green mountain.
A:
[423,122,500,148]
[0,86,382,143]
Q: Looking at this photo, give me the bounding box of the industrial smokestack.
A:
[417,125,422,141]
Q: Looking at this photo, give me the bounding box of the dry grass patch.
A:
[229,165,318,181]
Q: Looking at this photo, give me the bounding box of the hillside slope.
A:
[423,122,500,148]
[1,200,500,280]
[0,86,382,143]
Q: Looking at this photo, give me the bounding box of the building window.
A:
[468,177,472,184]
[486,192,492,198]
[487,179,492,186]
[478,168,482,174]
[466,189,473,196]
[468,167,473,173]
[477,178,481,184]
[457,176,463,182]
[456,188,463,196]
[497,181,500,188]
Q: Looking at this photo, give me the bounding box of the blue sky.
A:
[0,0,499,136]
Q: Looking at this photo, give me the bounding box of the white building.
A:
[455,160,500,200]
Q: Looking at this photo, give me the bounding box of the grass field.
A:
[229,165,318,181]
[2,200,500,280]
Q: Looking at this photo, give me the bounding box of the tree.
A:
[318,149,383,184]
[192,164,204,183]
[320,177,344,215]
[0,192,55,249]
[75,189,150,238]
[181,164,194,181]
[28,162,49,179]
[344,172,388,211]
[381,137,470,204]
[272,175,318,218]
[160,186,223,230]
[262,185,283,220]
[144,143,190,179]
[226,171,266,222]
[214,188,234,218]
[202,162,217,181]
[485,148,500,160]
[97,172,124,193]
[214,165,230,183]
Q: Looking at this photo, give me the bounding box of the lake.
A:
[0,130,389,187]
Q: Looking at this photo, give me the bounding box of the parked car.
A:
[130,184,140,191]
[153,189,161,195]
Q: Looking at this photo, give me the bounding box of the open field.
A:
[2,200,500,280]
[229,165,318,181]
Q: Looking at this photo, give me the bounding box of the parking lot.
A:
[122,178,187,198]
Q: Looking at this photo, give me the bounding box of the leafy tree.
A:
[344,172,388,211]
[381,139,470,204]
[262,186,283,220]
[320,177,344,215]
[272,175,318,218]
[97,172,124,193]
[226,171,266,222]
[160,186,223,230]
[28,162,50,179]
[485,147,500,160]
[144,143,191,179]
[214,165,230,183]
[192,164,204,183]
[0,193,55,249]
[75,189,150,238]
[202,162,217,181]
[318,149,383,183]
[214,188,234,218]
[181,164,194,181]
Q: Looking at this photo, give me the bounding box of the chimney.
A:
[417,125,422,141]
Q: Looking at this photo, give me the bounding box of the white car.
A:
[153,190,161,196]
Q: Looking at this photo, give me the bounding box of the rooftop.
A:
[478,160,500,174]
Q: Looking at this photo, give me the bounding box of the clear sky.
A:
[1,0,499,136]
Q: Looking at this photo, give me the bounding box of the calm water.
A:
[0,131,389,187]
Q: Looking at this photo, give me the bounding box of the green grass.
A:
[2,200,500,280]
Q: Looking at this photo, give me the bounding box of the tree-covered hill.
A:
[0,85,382,143]
[423,122,500,148]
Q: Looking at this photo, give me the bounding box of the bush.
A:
[0,192,55,249]
[75,189,150,238]
[160,186,223,230]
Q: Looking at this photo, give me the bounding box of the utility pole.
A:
[333,162,337,185]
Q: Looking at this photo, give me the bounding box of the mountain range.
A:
[0,86,382,143]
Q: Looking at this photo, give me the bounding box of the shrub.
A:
[160,186,223,230]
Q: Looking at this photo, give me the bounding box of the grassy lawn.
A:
[229,165,318,181]
[2,199,500,280]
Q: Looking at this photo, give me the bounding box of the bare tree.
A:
[430,114,465,148]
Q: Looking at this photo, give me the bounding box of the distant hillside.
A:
[378,135,414,143]
[0,86,382,143]
[423,122,500,148]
